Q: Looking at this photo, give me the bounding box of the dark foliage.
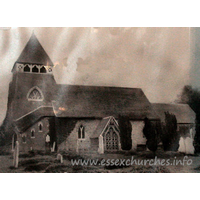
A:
[143,118,159,153]
[177,85,200,152]
[161,112,179,151]
[0,127,5,146]
[118,115,132,150]
[0,106,16,146]
[0,126,13,147]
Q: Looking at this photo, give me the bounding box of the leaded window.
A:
[78,125,85,139]
[27,87,44,101]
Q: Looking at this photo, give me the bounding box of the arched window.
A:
[78,125,85,139]
[31,129,35,138]
[27,86,44,101]
[38,122,43,132]
[22,134,26,143]
[32,66,39,73]
[24,65,30,72]
[40,66,46,73]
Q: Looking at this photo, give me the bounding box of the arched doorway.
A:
[105,127,119,151]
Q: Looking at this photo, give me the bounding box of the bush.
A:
[161,112,179,151]
[118,115,132,150]
[177,85,200,152]
[143,118,159,153]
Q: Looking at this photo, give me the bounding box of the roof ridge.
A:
[57,83,143,90]
[14,106,53,121]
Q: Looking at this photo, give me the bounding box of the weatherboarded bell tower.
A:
[4,33,57,151]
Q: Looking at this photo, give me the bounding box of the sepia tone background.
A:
[0,27,195,125]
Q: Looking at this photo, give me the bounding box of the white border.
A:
[0,1,199,200]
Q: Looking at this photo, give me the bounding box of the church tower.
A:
[4,33,56,136]
[12,32,54,73]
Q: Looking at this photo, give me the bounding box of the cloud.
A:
[0,27,190,124]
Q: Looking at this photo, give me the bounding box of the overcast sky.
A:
[0,27,191,124]
[191,28,200,87]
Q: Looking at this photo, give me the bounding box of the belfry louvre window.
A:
[24,65,30,72]
[40,66,46,73]
[27,86,44,101]
[32,66,39,73]
[78,125,85,139]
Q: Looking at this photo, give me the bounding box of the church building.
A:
[3,33,169,154]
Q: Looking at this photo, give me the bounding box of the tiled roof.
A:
[91,117,111,138]
[13,106,54,133]
[52,85,159,120]
[15,32,53,66]
[152,103,196,124]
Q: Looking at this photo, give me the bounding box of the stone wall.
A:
[18,118,147,153]
[59,119,147,152]
[58,119,101,152]
[130,120,146,150]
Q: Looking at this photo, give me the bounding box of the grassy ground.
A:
[0,145,200,173]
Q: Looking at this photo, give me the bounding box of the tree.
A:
[118,115,132,150]
[177,85,193,104]
[143,117,159,153]
[161,112,179,151]
[177,85,200,152]
[0,127,5,146]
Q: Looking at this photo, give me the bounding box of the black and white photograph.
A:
[0,27,199,173]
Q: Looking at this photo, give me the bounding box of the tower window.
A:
[27,86,44,101]
[24,65,30,72]
[40,66,46,73]
[31,129,35,138]
[78,125,85,139]
[38,122,43,132]
[32,66,39,73]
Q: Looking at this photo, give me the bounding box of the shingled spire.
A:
[16,32,53,66]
